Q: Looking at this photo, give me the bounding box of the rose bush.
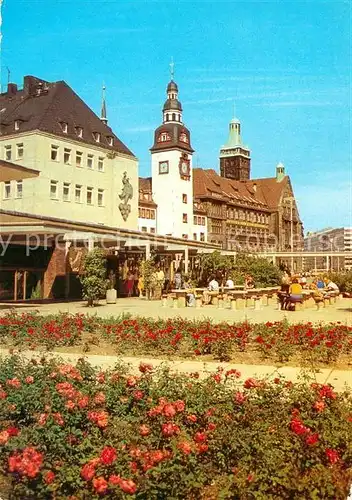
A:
[0,313,351,366]
[0,356,350,498]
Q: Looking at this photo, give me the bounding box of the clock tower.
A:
[219,115,251,181]
[150,71,194,239]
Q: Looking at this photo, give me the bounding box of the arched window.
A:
[172,113,176,121]
[166,114,169,121]
[179,132,188,143]
[157,132,171,143]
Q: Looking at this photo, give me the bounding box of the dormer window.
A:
[157,132,171,143]
[93,132,101,143]
[14,120,20,131]
[60,122,68,134]
[179,132,188,143]
[107,136,113,146]
[75,126,83,138]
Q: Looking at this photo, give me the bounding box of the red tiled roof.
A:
[138,177,157,207]
[0,76,135,157]
[245,177,288,208]
[193,169,273,208]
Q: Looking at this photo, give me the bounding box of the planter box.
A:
[106,288,117,304]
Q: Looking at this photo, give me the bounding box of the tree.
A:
[197,251,234,285]
[79,248,108,306]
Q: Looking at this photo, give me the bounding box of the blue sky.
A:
[2,0,351,232]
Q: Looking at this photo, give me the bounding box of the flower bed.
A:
[0,312,351,366]
[0,356,350,498]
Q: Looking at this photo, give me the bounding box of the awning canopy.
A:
[0,160,40,182]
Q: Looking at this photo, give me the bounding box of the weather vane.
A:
[170,57,175,80]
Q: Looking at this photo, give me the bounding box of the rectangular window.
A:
[98,189,104,207]
[50,180,58,199]
[4,145,11,161]
[141,226,147,232]
[14,120,20,131]
[150,227,156,234]
[4,182,11,199]
[93,132,101,143]
[76,151,83,168]
[182,194,187,203]
[16,143,24,159]
[16,180,23,198]
[182,234,188,239]
[183,213,188,223]
[87,187,93,205]
[146,209,150,219]
[87,154,94,169]
[75,185,82,203]
[150,210,155,220]
[201,217,206,226]
[107,136,113,146]
[193,215,197,225]
[98,157,104,171]
[64,148,71,164]
[200,232,205,242]
[141,208,146,218]
[193,233,197,240]
[51,145,59,161]
[63,182,70,202]
[138,208,142,218]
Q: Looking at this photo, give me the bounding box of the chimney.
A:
[7,83,17,95]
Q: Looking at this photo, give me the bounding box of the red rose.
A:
[162,422,180,437]
[174,400,185,412]
[100,446,117,465]
[126,376,137,387]
[7,427,19,437]
[194,431,207,443]
[186,414,197,423]
[139,362,153,373]
[78,396,89,409]
[139,424,150,437]
[244,378,259,389]
[195,443,208,453]
[313,400,325,412]
[94,392,106,405]
[234,392,246,404]
[93,476,108,494]
[290,418,309,435]
[325,448,340,464]
[81,463,96,481]
[305,433,319,446]
[207,422,216,431]
[163,403,176,418]
[119,478,137,495]
[178,440,192,455]
[25,376,34,384]
[44,470,55,484]
[109,474,121,485]
[133,390,144,401]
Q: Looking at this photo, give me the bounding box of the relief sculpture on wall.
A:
[118,171,133,221]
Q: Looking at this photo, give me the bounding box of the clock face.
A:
[181,162,188,173]
[159,161,169,174]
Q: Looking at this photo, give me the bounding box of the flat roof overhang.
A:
[0,161,40,182]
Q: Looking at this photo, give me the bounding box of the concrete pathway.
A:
[0,348,350,391]
[1,297,352,325]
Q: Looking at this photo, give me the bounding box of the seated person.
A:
[225,277,234,289]
[245,275,254,289]
[182,276,195,307]
[316,277,325,289]
[325,279,339,293]
[288,278,303,308]
[203,276,219,304]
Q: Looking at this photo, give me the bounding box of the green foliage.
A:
[30,282,42,300]
[79,248,108,305]
[197,251,282,287]
[0,356,350,498]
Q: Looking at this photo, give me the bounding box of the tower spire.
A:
[169,57,175,81]
[101,84,107,125]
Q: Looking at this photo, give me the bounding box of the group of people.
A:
[279,271,339,310]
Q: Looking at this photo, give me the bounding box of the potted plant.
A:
[79,248,109,306]
[106,270,117,304]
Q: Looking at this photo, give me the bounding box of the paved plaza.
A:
[1,296,351,325]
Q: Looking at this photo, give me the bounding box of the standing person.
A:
[281,271,290,293]
[174,269,182,290]
[126,270,134,297]
[133,268,139,297]
[137,275,144,297]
